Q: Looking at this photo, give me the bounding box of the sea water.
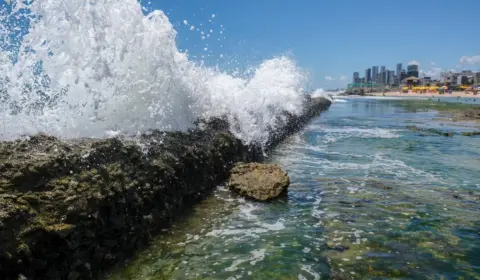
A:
[108,98,480,279]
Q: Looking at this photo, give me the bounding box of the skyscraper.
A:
[388,70,395,85]
[365,68,372,83]
[353,72,360,83]
[400,69,407,82]
[379,66,386,84]
[407,64,419,78]
[396,63,402,77]
[372,66,379,83]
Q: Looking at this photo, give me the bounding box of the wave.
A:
[0,0,312,145]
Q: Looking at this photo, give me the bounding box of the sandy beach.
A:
[371,91,478,98]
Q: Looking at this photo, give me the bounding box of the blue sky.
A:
[146,0,480,89]
[2,0,480,89]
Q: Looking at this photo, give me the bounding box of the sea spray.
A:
[0,0,309,145]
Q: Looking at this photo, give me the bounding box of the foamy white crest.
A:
[320,127,401,142]
[0,0,308,145]
[310,88,331,100]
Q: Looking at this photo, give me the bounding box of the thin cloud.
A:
[339,75,348,81]
[324,76,334,81]
[459,54,480,65]
[420,67,443,79]
[408,60,420,66]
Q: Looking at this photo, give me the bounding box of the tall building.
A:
[400,70,407,82]
[396,63,402,77]
[372,66,379,83]
[365,68,372,83]
[353,72,360,83]
[379,66,386,84]
[388,70,395,85]
[380,66,386,74]
[475,72,480,85]
[407,64,419,78]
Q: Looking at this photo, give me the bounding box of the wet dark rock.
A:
[462,108,480,119]
[0,97,331,279]
[228,162,290,201]
[406,125,455,137]
[326,241,349,252]
[461,131,480,137]
[365,179,393,190]
[0,119,250,280]
[451,191,480,203]
[264,97,331,151]
[452,193,462,199]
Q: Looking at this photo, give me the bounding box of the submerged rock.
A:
[461,108,480,120]
[461,131,480,137]
[406,125,455,137]
[406,125,480,137]
[228,162,290,200]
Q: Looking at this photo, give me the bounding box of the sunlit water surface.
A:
[108,98,480,279]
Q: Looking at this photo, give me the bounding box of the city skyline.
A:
[349,60,480,89]
[351,61,420,86]
[324,57,480,89]
[326,55,480,89]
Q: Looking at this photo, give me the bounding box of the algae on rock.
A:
[228,162,290,200]
[0,119,252,280]
[0,97,332,279]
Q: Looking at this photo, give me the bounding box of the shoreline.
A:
[333,94,480,125]
[370,91,478,98]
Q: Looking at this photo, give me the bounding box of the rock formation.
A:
[228,162,290,200]
[0,97,331,279]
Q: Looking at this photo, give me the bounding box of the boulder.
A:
[228,163,290,200]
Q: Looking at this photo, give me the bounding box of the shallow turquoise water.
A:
[109,98,480,279]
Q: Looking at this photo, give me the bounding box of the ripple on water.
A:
[109,99,480,279]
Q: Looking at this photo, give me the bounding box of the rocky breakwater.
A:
[0,97,331,280]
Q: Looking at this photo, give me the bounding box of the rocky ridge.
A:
[0,97,331,279]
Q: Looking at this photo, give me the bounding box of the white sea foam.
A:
[310,88,332,101]
[224,248,266,272]
[311,208,324,219]
[260,220,286,231]
[300,264,321,280]
[0,0,311,144]
[239,204,259,220]
[317,127,401,143]
[276,133,442,187]
[205,218,285,238]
